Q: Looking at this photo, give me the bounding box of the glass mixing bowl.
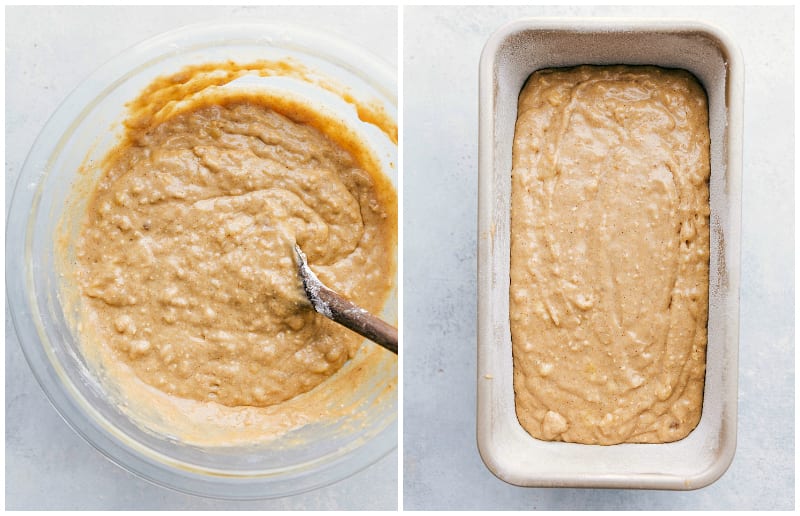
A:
[6,21,397,500]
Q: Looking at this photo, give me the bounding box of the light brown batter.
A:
[510,65,710,445]
[66,61,396,442]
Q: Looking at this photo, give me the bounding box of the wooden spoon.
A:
[294,244,398,354]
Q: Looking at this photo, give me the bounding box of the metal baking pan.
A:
[477,18,743,490]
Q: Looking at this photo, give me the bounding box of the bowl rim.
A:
[7,19,398,500]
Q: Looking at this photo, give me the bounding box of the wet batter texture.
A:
[73,64,396,417]
[510,66,710,445]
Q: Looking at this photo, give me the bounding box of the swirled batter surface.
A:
[510,66,710,444]
[76,92,395,410]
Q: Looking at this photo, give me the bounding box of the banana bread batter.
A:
[66,61,396,442]
[510,65,710,445]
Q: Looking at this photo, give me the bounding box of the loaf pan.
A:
[477,18,743,490]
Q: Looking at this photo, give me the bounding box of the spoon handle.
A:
[295,244,398,354]
[314,284,398,354]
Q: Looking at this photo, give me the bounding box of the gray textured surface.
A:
[403,5,793,510]
[5,5,397,510]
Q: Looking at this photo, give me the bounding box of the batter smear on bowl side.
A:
[510,65,710,445]
[74,63,396,413]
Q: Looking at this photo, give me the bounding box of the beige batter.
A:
[64,61,397,444]
[510,65,710,445]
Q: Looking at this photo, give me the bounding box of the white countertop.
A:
[403,5,794,510]
[5,5,397,510]
[6,4,794,511]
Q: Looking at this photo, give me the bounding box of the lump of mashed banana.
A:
[75,83,395,411]
[510,65,710,445]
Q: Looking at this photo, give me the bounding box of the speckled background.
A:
[5,5,397,510]
[403,5,793,510]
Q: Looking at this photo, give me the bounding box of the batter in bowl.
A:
[510,65,710,445]
[67,61,396,442]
